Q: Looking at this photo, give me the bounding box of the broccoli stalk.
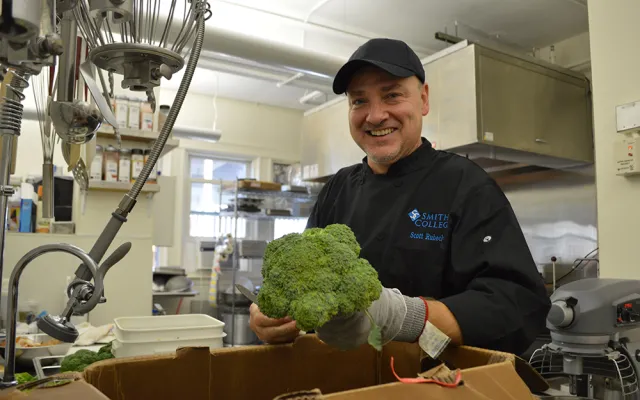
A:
[257,224,383,350]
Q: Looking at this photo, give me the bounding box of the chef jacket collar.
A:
[360,137,436,181]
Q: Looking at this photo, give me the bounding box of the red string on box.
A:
[390,357,462,388]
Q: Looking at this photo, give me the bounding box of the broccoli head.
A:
[60,344,114,373]
[257,223,382,331]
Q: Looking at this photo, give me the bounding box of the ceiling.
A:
[161,0,590,111]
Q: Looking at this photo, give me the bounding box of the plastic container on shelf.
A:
[90,144,103,181]
[143,148,157,183]
[130,148,144,182]
[103,145,119,182]
[127,98,140,130]
[112,314,225,342]
[140,101,154,131]
[114,96,128,128]
[118,148,131,183]
[158,105,170,132]
[111,334,225,358]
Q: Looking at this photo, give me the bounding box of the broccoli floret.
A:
[97,342,113,357]
[15,372,36,384]
[257,224,382,332]
[302,223,361,256]
[60,345,114,373]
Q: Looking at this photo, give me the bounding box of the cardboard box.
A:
[0,335,547,399]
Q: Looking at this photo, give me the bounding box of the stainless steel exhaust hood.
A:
[422,40,594,171]
[300,41,594,181]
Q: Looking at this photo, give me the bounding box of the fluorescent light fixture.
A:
[171,126,222,143]
[299,90,324,104]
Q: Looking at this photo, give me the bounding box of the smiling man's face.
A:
[346,66,429,174]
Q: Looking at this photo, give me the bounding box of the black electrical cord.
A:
[555,247,599,284]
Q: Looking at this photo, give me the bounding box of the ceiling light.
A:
[172,126,222,143]
[299,90,324,104]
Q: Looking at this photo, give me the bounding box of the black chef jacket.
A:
[306,138,551,355]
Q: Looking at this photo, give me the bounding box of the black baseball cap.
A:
[332,38,425,94]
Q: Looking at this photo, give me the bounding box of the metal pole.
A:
[57,11,77,103]
[0,134,14,330]
[231,178,238,346]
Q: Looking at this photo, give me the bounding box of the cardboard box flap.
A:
[515,355,549,394]
[437,345,549,393]
[324,362,535,400]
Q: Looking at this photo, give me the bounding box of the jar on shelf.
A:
[127,99,141,130]
[140,102,154,131]
[90,144,103,181]
[158,105,170,132]
[118,148,131,183]
[103,145,119,182]
[144,148,157,183]
[130,148,145,182]
[114,96,128,129]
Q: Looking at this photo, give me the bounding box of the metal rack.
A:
[214,178,316,346]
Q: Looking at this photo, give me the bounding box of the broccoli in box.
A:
[60,342,114,373]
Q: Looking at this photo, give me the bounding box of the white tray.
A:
[111,335,225,358]
[113,314,225,342]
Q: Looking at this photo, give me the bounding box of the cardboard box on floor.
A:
[0,335,548,399]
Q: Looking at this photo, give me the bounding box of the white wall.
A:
[535,31,591,74]
[587,1,640,278]
[158,88,303,162]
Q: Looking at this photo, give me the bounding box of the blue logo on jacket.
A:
[408,209,449,229]
[408,209,450,242]
[408,209,421,222]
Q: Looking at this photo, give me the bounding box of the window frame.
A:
[185,151,254,239]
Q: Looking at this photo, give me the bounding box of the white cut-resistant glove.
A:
[315,288,411,350]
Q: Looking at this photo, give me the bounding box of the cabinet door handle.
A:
[535,138,548,144]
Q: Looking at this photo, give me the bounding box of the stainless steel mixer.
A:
[530,278,640,399]
[0,0,212,388]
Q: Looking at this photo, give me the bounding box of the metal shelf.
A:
[217,211,307,220]
[222,188,317,203]
[152,291,198,297]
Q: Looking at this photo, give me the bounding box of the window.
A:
[273,218,308,239]
[188,155,251,238]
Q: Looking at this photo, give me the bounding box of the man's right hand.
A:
[249,303,300,344]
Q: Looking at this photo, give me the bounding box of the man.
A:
[249,38,551,355]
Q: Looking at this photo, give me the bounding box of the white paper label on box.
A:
[418,321,451,359]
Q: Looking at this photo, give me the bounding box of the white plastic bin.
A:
[113,314,225,342]
[111,334,225,358]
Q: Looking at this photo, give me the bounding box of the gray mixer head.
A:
[547,278,640,354]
